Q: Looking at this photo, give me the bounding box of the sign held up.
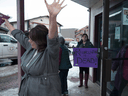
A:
[73,48,98,68]
[0,13,10,25]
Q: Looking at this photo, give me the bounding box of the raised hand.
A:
[2,18,15,32]
[44,0,67,17]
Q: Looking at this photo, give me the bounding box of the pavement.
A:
[1,48,128,96]
[0,48,101,96]
[0,65,18,78]
[0,53,101,96]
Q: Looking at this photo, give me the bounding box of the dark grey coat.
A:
[11,29,61,96]
[111,45,128,90]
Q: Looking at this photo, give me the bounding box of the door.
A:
[94,13,102,84]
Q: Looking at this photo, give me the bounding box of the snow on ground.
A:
[0,88,18,96]
[0,65,18,77]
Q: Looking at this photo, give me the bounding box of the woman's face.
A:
[82,35,88,42]
[28,37,37,49]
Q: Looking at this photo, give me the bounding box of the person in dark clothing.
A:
[59,37,72,96]
[77,34,94,88]
[110,45,128,96]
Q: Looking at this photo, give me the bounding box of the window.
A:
[10,37,17,43]
[0,35,11,43]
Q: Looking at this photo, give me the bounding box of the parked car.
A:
[65,41,70,47]
[69,41,78,48]
[65,38,75,47]
[0,33,18,66]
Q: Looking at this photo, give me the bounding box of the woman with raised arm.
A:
[2,0,66,96]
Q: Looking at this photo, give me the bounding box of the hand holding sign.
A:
[0,13,10,25]
[1,17,15,32]
[73,48,98,68]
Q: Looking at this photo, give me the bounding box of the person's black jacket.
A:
[77,39,94,48]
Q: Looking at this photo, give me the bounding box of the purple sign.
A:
[0,13,10,25]
[73,48,98,68]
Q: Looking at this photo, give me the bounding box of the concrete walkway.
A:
[67,55,100,96]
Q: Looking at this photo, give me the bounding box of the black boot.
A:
[78,73,83,87]
[85,73,89,88]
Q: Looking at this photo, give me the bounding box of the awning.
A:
[71,0,100,8]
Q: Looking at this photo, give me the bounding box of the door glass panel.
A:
[107,1,128,95]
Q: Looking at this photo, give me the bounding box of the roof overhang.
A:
[71,0,100,8]
[10,15,63,27]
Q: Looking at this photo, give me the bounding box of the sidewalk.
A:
[67,55,100,96]
[0,54,100,96]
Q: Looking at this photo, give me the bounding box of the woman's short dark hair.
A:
[59,37,65,45]
[82,33,89,41]
[29,24,48,52]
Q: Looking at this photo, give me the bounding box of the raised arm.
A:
[44,0,66,39]
[2,18,30,49]
[2,18,15,32]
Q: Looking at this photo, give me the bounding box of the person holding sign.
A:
[77,34,94,88]
[1,0,66,96]
[0,13,10,25]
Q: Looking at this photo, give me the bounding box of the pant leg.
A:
[79,67,84,74]
[118,78,128,96]
[63,69,69,94]
[59,69,65,94]
[84,68,89,74]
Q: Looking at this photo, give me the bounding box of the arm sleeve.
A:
[59,47,62,65]
[88,42,94,48]
[47,36,59,58]
[11,29,31,49]
[77,39,83,48]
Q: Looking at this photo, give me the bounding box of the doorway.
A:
[94,13,102,85]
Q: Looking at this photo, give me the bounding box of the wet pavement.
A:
[67,55,100,96]
[0,53,101,96]
[0,73,18,92]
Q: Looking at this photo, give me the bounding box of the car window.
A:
[10,37,17,43]
[71,41,77,44]
[0,36,2,42]
[0,35,11,43]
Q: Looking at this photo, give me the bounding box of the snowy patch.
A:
[0,88,18,96]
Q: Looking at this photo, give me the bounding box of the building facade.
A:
[61,28,77,39]
[72,0,128,95]
[75,26,89,41]
[1,16,62,34]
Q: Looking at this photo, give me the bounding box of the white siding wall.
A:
[2,17,61,34]
[30,17,49,29]
[29,17,61,33]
